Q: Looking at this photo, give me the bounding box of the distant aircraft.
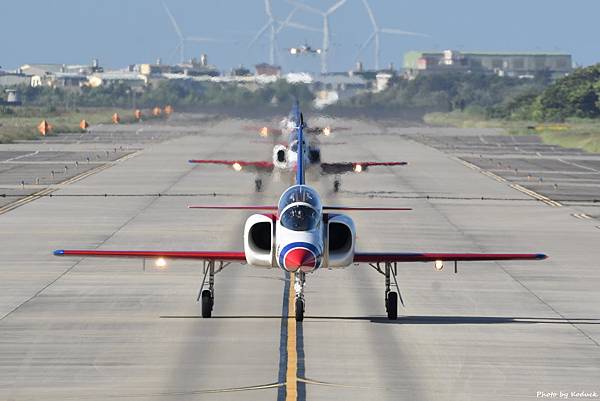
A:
[244,108,350,139]
[288,43,322,55]
[54,106,547,321]
[190,101,404,191]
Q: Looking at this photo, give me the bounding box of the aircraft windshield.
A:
[280,204,319,231]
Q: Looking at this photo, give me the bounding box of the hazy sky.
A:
[0,0,597,73]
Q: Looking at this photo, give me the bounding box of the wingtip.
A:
[536,253,548,260]
[53,250,65,256]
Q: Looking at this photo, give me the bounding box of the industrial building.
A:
[404,50,572,79]
[137,54,218,78]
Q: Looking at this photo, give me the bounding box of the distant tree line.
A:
[340,72,550,119]
[6,80,314,111]
[7,65,600,122]
[343,65,600,122]
[523,64,600,121]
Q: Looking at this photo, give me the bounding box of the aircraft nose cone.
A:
[284,248,316,272]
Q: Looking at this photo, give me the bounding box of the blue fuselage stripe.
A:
[279,241,320,269]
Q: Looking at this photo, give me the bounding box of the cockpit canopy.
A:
[288,137,308,154]
[280,204,319,231]
[278,185,322,232]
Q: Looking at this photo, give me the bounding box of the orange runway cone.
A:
[112,113,120,124]
[38,120,52,136]
[79,119,89,131]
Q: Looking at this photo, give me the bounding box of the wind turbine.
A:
[359,0,429,70]
[248,0,321,66]
[163,1,225,64]
[288,0,347,74]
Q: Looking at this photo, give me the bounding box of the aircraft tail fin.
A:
[296,112,305,185]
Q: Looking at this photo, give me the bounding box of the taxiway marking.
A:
[0,151,139,216]
[456,157,562,207]
[572,213,592,220]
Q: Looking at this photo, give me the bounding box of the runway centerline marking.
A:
[286,272,298,401]
[276,272,306,401]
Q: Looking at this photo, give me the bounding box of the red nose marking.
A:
[285,248,316,271]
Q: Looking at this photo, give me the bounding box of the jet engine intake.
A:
[326,214,356,268]
[273,144,288,169]
[244,214,275,267]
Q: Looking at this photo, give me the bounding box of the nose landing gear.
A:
[293,272,306,321]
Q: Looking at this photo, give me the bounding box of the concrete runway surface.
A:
[0,114,599,401]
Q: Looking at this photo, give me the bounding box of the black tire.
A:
[255,178,263,192]
[295,298,304,322]
[385,292,389,312]
[333,180,340,193]
[386,292,398,320]
[309,149,321,163]
[201,290,213,318]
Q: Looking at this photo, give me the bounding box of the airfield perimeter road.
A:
[0,114,599,401]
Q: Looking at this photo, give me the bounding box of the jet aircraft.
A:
[54,108,547,321]
[190,102,403,191]
[288,43,322,55]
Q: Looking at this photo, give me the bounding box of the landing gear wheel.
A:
[386,292,398,320]
[309,149,321,163]
[254,178,263,192]
[295,297,305,322]
[333,179,341,192]
[201,290,213,318]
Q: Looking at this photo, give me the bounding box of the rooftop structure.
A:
[255,63,281,77]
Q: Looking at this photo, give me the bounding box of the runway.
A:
[0,115,599,400]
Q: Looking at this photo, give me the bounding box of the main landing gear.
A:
[370,262,404,320]
[197,260,229,318]
[333,175,341,193]
[294,272,306,321]
[254,177,263,192]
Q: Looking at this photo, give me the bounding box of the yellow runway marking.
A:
[572,213,592,220]
[286,272,298,401]
[0,187,54,215]
[456,158,562,207]
[0,151,139,216]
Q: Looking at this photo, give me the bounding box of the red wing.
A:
[320,161,407,175]
[187,205,411,211]
[189,205,278,210]
[358,162,408,167]
[324,206,411,211]
[189,159,274,173]
[54,249,246,261]
[354,253,547,263]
